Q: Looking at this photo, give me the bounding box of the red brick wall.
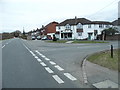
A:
[45,22,58,33]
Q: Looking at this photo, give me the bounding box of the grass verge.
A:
[46,40,108,43]
[87,49,119,72]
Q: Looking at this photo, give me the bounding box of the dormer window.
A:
[65,24,71,30]
[77,23,83,29]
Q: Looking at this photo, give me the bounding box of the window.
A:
[58,26,61,29]
[77,23,83,29]
[88,25,91,28]
[99,24,104,28]
[65,24,71,30]
[106,25,110,28]
[78,32,82,36]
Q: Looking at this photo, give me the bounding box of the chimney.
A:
[75,16,77,25]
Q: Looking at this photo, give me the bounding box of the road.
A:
[2,38,118,88]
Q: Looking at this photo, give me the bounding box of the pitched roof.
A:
[57,18,112,26]
[57,18,91,26]
[112,20,118,26]
[91,21,112,25]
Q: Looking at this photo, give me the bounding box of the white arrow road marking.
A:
[64,73,77,81]
[54,65,64,71]
[49,61,56,65]
[45,67,54,73]
[40,62,47,66]
[52,75,64,84]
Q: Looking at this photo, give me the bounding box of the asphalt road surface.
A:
[2,38,118,88]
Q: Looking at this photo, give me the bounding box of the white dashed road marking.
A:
[40,62,47,66]
[64,73,77,81]
[2,45,5,48]
[52,75,64,84]
[45,67,54,73]
[44,57,50,61]
[41,55,46,58]
[49,61,56,65]
[34,56,39,59]
[54,65,64,71]
[35,50,42,55]
[37,58,42,62]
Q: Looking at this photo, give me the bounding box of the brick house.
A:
[39,21,59,39]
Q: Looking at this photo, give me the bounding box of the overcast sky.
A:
[0,0,119,33]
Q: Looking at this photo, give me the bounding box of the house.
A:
[36,21,59,39]
[55,17,113,40]
[112,19,120,33]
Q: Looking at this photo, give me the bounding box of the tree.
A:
[102,27,119,36]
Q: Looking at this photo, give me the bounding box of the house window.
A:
[99,24,104,28]
[88,25,91,28]
[77,23,83,29]
[65,24,71,30]
[78,32,82,36]
[68,33,72,38]
[58,26,61,29]
[106,25,110,28]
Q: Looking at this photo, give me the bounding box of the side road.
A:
[83,56,119,89]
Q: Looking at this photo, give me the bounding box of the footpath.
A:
[84,60,119,89]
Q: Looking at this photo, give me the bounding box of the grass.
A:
[46,40,108,43]
[87,49,119,72]
[72,40,108,43]
[46,40,67,43]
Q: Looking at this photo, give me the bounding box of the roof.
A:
[57,18,112,26]
[57,18,91,26]
[91,21,112,25]
[112,20,118,26]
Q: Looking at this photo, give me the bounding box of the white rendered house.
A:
[55,18,113,40]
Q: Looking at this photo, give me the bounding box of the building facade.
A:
[56,18,112,40]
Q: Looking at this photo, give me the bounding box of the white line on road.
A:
[40,62,47,66]
[64,73,77,81]
[30,51,36,56]
[49,61,56,65]
[54,65,64,71]
[35,50,43,56]
[37,58,42,62]
[41,55,46,58]
[52,75,64,84]
[34,56,39,59]
[45,67,54,73]
[44,57,50,61]
[2,45,5,48]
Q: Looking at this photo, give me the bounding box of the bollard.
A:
[111,45,113,58]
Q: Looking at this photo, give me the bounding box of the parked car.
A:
[37,36,41,40]
[41,36,47,40]
[31,36,36,40]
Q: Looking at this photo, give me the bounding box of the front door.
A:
[88,33,93,40]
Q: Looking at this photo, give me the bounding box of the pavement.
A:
[1,38,119,89]
[83,56,119,89]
